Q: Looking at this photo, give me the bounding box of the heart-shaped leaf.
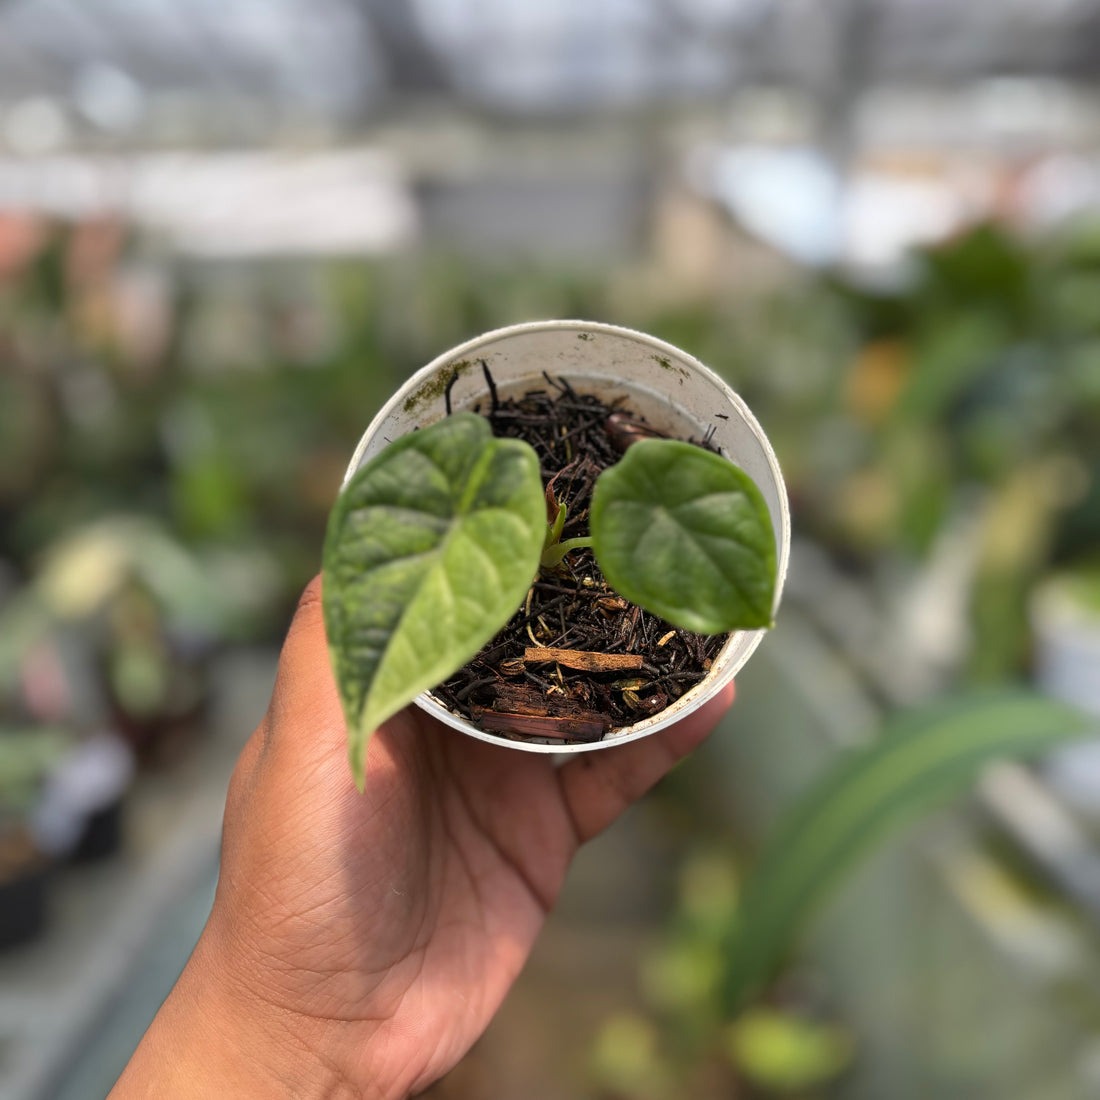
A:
[323,413,544,788]
[590,439,776,634]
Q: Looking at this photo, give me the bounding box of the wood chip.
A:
[596,596,628,612]
[488,682,607,717]
[472,711,609,743]
[656,630,677,647]
[637,691,668,715]
[471,683,612,743]
[523,647,644,672]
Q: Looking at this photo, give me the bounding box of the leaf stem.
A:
[540,536,593,569]
[544,501,567,549]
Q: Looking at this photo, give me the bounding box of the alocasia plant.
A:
[324,410,777,788]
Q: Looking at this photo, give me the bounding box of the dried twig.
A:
[523,648,645,672]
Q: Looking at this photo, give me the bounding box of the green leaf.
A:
[589,439,776,634]
[545,499,567,549]
[726,1009,853,1091]
[893,312,1005,424]
[590,1013,672,1100]
[0,727,73,811]
[322,413,544,788]
[723,690,1094,1011]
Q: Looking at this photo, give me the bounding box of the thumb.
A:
[265,574,346,751]
[261,577,423,801]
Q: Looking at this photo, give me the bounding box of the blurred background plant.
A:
[2,1,1100,1098]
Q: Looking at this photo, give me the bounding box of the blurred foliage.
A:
[1054,563,1100,615]
[2,218,1098,681]
[591,691,1091,1099]
[592,840,856,1098]
[726,1011,854,1094]
[719,690,1092,1012]
[822,225,1100,678]
[0,727,71,818]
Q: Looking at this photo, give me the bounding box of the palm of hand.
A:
[203,581,730,1097]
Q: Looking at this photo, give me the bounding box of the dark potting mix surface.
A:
[431,371,730,744]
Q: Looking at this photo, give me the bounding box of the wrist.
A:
[109,931,369,1100]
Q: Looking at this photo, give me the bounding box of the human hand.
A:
[111,576,734,1099]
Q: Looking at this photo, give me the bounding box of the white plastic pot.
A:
[344,320,790,754]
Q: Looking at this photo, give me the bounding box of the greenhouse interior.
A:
[2,0,1100,1097]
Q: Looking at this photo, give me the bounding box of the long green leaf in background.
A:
[723,690,1094,1012]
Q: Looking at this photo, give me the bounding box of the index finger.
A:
[555,683,734,844]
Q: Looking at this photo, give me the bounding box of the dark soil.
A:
[431,369,729,744]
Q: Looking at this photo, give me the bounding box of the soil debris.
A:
[431,376,729,744]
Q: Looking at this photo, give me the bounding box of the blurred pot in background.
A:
[1033,566,1100,815]
[0,728,69,950]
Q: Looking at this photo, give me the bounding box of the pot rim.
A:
[344,319,790,754]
